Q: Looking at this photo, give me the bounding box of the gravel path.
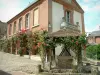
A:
[0,52,41,75]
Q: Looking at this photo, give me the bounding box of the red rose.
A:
[76,41,78,45]
[41,28,45,31]
[18,31,21,34]
[83,45,86,49]
[41,28,44,30]
[37,42,42,47]
[72,40,74,42]
[21,29,26,33]
[43,42,47,46]
[33,45,37,49]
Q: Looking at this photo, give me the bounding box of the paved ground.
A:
[0,52,41,75]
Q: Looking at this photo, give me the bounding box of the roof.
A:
[88,30,100,37]
[74,0,84,13]
[49,28,80,37]
[7,0,84,24]
[7,0,40,24]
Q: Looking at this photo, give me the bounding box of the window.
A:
[63,0,72,3]
[67,0,72,3]
[9,24,12,35]
[19,18,22,31]
[25,13,30,29]
[66,11,70,23]
[13,21,16,34]
[33,8,39,26]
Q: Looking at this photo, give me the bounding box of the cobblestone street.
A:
[0,52,41,75]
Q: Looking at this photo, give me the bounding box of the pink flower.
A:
[72,40,74,42]
[43,42,47,46]
[76,41,78,45]
[33,45,37,49]
[41,28,46,31]
[83,45,86,49]
[37,42,42,47]
[21,29,26,33]
[41,28,44,30]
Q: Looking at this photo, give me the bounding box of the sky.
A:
[0,0,100,32]
[77,0,100,32]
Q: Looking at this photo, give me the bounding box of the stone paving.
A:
[0,52,41,75]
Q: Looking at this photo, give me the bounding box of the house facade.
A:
[7,0,85,69]
[7,0,85,38]
[88,30,100,44]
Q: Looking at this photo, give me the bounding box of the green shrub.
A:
[86,44,100,60]
[97,44,100,60]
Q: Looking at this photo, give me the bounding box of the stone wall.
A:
[57,56,73,69]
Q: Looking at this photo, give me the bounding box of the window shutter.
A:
[34,8,39,26]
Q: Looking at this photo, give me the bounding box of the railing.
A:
[60,22,80,32]
[67,23,80,31]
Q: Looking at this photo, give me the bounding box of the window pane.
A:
[13,22,16,33]
[25,14,29,29]
[9,24,12,35]
[34,8,39,26]
[66,11,70,23]
[19,18,22,31]
[62,0,72,3]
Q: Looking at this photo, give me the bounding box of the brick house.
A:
[88,30,100,44]
[7,0,85,69]
[7,0,85,37]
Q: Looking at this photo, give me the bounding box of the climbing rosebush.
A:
[0,28,87,71]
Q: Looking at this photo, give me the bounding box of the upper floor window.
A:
[66,11,70,23]
[25,13,30,29]
[63,0,72,3]
[13,21,16,34]
[19,18,22,31]
[67,0,72,3]
[33,8,39,26]
[9,24,12,35]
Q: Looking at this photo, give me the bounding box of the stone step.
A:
[41,72,92,75]
[41,69,92,75]
[49,69,73,73]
